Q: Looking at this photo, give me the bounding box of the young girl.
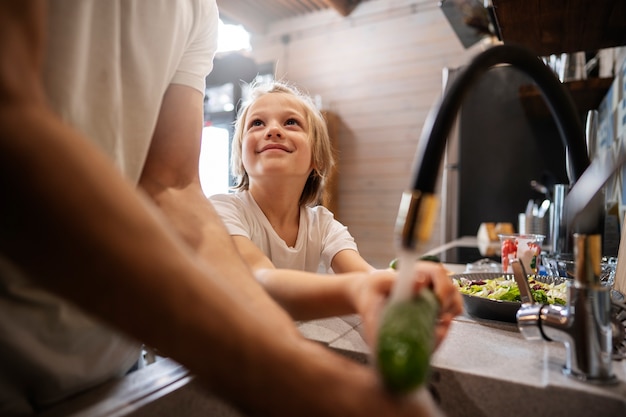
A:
[209,80,462,345]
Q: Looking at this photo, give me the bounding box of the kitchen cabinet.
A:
[489,1,626,257]
[519,77,614,119]
[490,1,624,120]
[491,0,626,56]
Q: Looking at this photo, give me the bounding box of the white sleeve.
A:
[209,194,251,238]
[171,0,219,93]
[316,207,359,270]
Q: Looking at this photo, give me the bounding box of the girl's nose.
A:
[265,122,282,138]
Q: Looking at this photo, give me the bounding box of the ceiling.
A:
[216,0,365,34]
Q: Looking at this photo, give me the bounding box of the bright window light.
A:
[199,126,231,197]
[217,20,251,53]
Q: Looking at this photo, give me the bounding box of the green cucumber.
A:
[418,254,441,263]
[388,254,440,270]
[376,289,439,394]
[389,258,399,270]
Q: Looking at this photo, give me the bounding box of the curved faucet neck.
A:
[412,44,589,194]
[398,45,592,250]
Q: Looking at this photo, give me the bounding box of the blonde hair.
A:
[230,80,335,207]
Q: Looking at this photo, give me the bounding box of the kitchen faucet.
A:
[514,235,616,383]
[395,44,595,253]
[395,44,615,383]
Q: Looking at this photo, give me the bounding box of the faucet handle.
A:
[511,259,534,304]
[512,258,546,340]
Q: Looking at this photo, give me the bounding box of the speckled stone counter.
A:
[297,235,626,416]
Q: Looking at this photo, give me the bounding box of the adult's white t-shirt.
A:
[0,1,218,414]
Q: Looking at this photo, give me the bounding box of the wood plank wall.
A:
[249,0,490,267]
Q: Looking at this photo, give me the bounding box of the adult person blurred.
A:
[0,1,448,416]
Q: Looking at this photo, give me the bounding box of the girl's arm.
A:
[331,247,377,273]
[232,236,463,346]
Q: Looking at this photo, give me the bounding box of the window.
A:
[199,21,275,198]
[199,126,231,197]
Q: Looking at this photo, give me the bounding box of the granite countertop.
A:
[298,235,626,416]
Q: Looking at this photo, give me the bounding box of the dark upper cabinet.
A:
[489,0,624,121]
[491,0,626,56]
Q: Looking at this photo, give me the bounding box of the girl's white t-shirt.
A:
[210,191,359,272]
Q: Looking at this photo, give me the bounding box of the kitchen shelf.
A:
[491,0,626,56]
[518,77,614,120]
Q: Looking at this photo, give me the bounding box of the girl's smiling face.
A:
[241,92,314,182]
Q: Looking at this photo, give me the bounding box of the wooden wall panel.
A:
[249,0,486,267]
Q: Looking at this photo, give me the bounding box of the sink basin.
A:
[430,316,626,416]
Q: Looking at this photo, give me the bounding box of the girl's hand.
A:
[350,261,463,349]
[411,261,464,348]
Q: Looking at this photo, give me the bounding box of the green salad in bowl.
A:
[453,275,567,305]
[451,273,568,322]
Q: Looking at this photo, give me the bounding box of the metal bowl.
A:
[541,253,617,286]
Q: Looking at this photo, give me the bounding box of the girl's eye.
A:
[285,118,299,126]
[250,119,264,127]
